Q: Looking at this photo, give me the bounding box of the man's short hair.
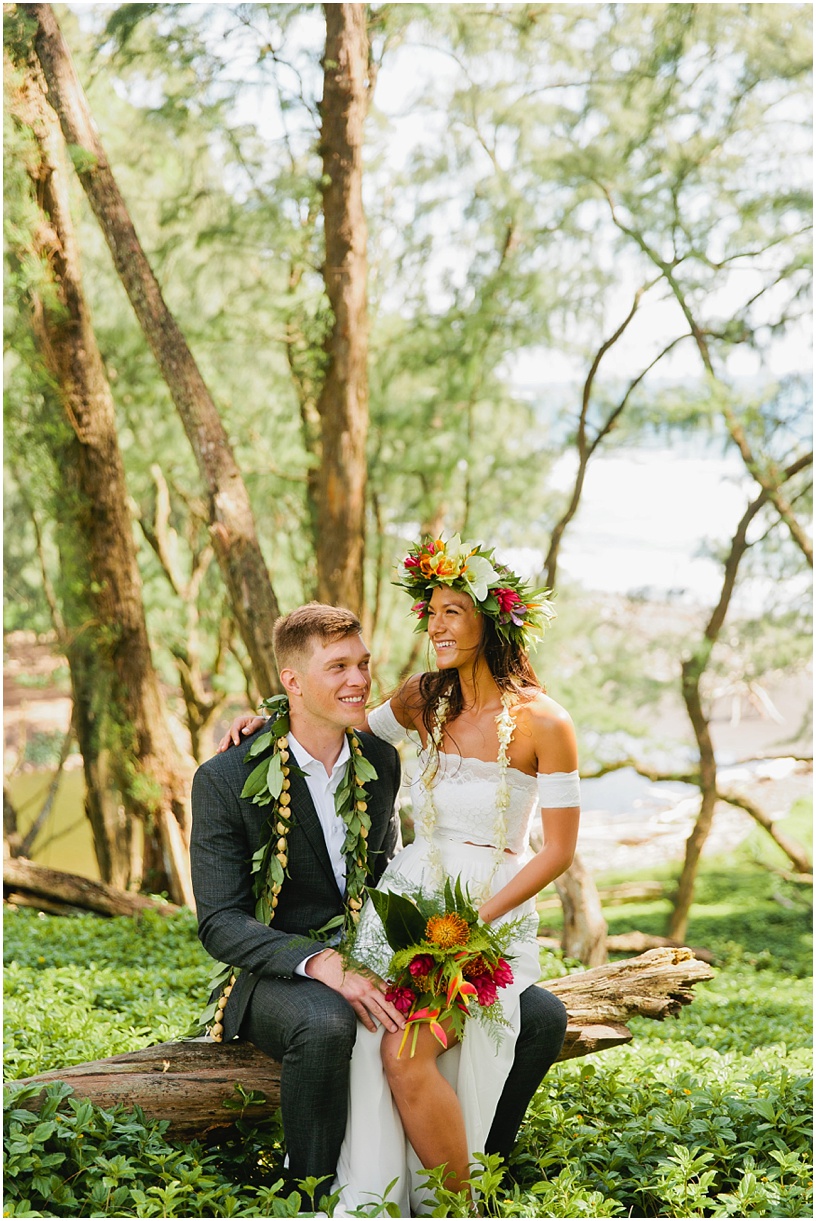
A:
[273,602,362,671]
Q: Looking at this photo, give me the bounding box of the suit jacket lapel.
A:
[287,769,342,897]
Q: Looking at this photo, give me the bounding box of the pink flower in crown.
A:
[409,953,435,977]
[385,984,415,1016]
[471,974,498,1007]
[412,600,429,619]
[495,587,523,614]
[492,958,514,989]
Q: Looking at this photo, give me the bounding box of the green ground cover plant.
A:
[4,833,812,1218]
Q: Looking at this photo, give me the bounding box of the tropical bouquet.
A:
[366,878,518,1057]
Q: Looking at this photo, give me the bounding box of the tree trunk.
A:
[554,853,609,966]
[4,858,180,918]
[27,3,282,696]
[315,4,370,612]
[668,654,719,943]
[7,49,194,905]
[9,948,713,1140]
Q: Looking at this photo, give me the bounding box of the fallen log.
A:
[3,857,180,918]
[538,880,666,909]
[537,929,716,965]
[8,948,713,1140]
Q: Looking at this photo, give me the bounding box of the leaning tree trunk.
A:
[7,48,194,905]
[666,461,811,942]
[27,3,282,696]
[554,853,609,966]
[314,3,370,613]
[669,653,718,942]
[9,948,713,1140]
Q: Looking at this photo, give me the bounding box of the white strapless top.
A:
[414,750,538,855]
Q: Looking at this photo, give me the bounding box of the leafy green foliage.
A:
[5,837,812,1217]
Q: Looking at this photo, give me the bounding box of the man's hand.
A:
[305,949,406,1034]
[216,715,266,752]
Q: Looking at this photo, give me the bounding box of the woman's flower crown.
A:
[396,533,555,647]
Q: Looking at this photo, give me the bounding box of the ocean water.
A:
[504,444,811,613]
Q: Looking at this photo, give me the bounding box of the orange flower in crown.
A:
[396,533,555,647]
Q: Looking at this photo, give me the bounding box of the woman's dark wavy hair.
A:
[408,614,543,743]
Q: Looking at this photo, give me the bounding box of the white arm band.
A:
[367,700,408,746]
[537,770,581,809]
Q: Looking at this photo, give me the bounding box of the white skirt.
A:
[333,835,541,1215]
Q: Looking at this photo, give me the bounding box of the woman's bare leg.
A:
[381,1023,471,1195]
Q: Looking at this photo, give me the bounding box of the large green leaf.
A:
[241,758,271,799]
[353,755,379,783]
[265,753,285,800]
[244,730,274,760]
[367,888,427,951]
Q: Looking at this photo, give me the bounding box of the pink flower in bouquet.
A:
[403,554,422,569]
[492,958,514,988]
[471,974,498,1007]
[385,984,415,1016]
[409,953,435,978]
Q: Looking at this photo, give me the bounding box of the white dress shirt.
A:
[287,730,351,896]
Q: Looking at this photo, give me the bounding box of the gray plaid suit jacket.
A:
[190,725,401,1040]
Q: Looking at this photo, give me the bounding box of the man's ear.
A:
[279,667,301,698]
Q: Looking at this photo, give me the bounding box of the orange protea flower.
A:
[425,912,470,948]
[463,954,490,979]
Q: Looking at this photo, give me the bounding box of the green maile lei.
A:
[196,694,378,1043]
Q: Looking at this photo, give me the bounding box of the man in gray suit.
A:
[191,603,566,1200]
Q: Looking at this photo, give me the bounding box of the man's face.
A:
[284,633,372,731]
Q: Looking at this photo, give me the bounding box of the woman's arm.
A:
[477,805,579,923]
[478,705,580,924]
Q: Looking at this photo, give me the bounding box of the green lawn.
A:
[4,811,812,1218]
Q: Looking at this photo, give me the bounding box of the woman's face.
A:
[426,586,483,670]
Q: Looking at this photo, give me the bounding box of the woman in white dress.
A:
[222,536,581,1213]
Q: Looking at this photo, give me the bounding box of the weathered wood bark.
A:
[554,853,609,966]
[4,858,180,918]
[6,48,194,904]
[27,3,282,696]
[8,948,713,1140]
[315,4,370,612]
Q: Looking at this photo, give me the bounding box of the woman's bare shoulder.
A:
[516,691,577,770]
